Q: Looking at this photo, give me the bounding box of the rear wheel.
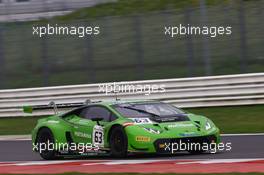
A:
[109,126,128,158]
[36,128,57,160]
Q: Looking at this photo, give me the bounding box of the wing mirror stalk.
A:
[91,118,104,126]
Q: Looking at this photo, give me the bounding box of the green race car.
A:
[26,100,220,160]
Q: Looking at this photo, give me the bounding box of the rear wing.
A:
[23,100,92,114]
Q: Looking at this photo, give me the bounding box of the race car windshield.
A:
[113,103,185,118]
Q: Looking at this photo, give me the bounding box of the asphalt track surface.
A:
[0,135,263,162]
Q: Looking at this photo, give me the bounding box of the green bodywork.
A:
[31,100,220,154]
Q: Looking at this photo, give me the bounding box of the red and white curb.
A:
[0,159,264,174]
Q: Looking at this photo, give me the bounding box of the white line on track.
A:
[0,160,101,166]
[221,133,264,136]
[83,159,168,166]
[176,158,264,164]
[0,133,264,141]
[0,135,31,141]
[0,139,31,141]
[1,158,264,166]
[14,160,85,166]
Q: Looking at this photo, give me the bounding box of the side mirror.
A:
[91,117,104,125]
[23,106,33,114]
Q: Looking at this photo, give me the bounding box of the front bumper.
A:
[126,125,220,153]
[154,135,217,153]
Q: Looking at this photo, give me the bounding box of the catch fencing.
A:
[0,0,263,89]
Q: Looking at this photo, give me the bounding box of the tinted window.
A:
[114,103,185,118]
[110,113,118,121]
[114,107,151,118]
[16,0,30,2]
[80,106,111,122]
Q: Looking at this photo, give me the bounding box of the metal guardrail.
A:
[0,73,264,117]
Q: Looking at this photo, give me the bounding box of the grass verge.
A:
[56,0,226,21]
[0,116,45,135]
[186,105,264,134]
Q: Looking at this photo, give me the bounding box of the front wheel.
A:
[188,143,206,154]
[109,126,128,158]
[188,149,205,154]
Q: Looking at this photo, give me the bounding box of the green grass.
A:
[0,105,264,135]
[0,116,45,135]
[56,0,227,21]
[186,105,264,134]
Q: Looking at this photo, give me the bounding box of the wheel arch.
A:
[34,126,53,144]
[34,123,69,146]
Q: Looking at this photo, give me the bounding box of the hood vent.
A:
[194,121,201,131]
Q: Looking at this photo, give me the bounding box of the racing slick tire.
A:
[109,126,128,158]
[188,143,206,154]
[36,128,57,160]
[188,149,205,154]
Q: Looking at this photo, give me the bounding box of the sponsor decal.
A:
[159,143,166,149]
[144,128,161,134]
[136,136,151,142]
[168,123,194,128]
[74,131,91,139]
[93,125,104,147]
[47,120,59,124]
[179,132,199,137]
[78,119,89,124]
[130,118,153,124]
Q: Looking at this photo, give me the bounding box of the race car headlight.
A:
[143,128,161,134]
[205,121,212,130]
